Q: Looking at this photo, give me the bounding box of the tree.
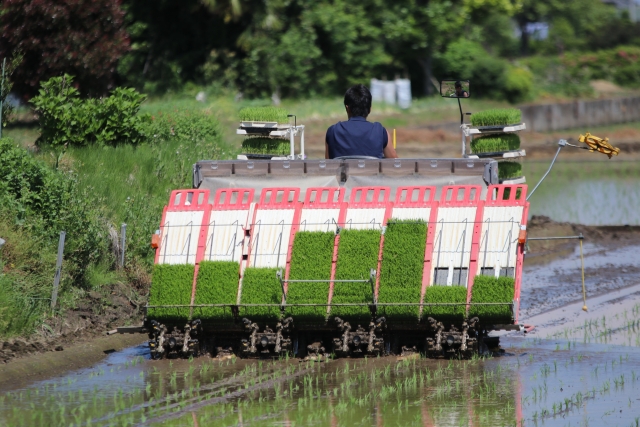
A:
[0,0,130,98]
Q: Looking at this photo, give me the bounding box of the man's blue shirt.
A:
[326,116,388,159]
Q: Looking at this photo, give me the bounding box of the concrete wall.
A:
[425,96,640,133]
[520,97,640,132]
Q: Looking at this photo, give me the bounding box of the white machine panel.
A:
[431,206,476,286]
[298,208,341,232]
[158,210,204,265]
[203,209,249,263]
[476,206,523,276]
[344,208,386,230]
[249,209,296,268]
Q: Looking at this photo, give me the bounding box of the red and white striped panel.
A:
[246,188,302,269]
[155,189,211,265]
[480,184,529,323]
[430,186,483,287]
[298,187,346,232]
[343,186,392,230]
[476,185,528,278]
[202,188,254,263]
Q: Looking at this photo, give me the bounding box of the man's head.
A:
[455,81,463,95]
[344,84,372,118]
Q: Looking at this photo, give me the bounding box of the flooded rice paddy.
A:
[524,160,640,226]
[2,334,640,426]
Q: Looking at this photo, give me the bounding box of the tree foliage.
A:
[0,0,130,97]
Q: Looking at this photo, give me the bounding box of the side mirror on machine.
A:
[440,79,470,98]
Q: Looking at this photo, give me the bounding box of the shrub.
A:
[504,66,533,103]
[470,109,522,127]
[286,231,335,323]
[193,261,239,321]
[141,109,221,144]
[469,275,515,324]
[31,75,148,147]
[422,285,467,326]
[241,138,291,156]
[240,267,283,325]
[0,137,108,284]
[147,264,194,321]
[378,219,427,321]
[238,106,289,123]
[470,134,521,154]
[331,229,381,323]
[498,162,523,180]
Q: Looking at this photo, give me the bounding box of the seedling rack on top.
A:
[462,111,527,185]
[236,120,306,160]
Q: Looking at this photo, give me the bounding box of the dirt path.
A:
[0,333,146,391]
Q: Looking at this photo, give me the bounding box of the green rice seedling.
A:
[238,106,289,123]
[378,219,427,321]
[470,133,521,153]
[241,138,290,156]
[240,267,283,324]
[286,231,335,323]
[470,108,522,126]
[193,261,240,321]
[147,264,194,320]
[331,229,381,322]
[422,285,467,325]
[469,275,515,324]
[498,161,522,180]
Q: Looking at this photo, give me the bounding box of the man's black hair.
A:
[344,84,372,118]
[455,81,462,88]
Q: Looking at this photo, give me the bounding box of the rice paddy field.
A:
[3,334,640,426]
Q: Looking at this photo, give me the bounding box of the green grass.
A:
[286,231,335,323]
[470,133,521,153]
[147,264,195,321]
[331,229,381,323]
[469,275,515,324]
[239,106,289,123]
[378,219,427,322]
[470,108,522,126]
[498,161,523,179]
[193,261,239,321]
[240,267,283,325]
[422,286,467,326]
[241,138,290,156]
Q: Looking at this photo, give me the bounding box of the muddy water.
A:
[2,336,640,426]
[524,160,640,226]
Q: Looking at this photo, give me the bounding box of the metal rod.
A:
[120,223,127,269]
[0,58,5,139]
[51,231,66,309]
[526,139,566,201]
[580,233,587,311]
[284,279,370,283]
[527,235,585,241]
[146,302,513,308]
[277,269,286,305]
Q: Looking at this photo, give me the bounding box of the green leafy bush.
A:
[498,161,523,180]
[238,107,289,123]
[504,66,534,103]
[470,109,522,127]
[147,264,195,321]
[470,134,521,153]
[240,267,283,324]
[241,138,290,155]
[331,229,381,323]
[422,286,467,326]
[141,109,221,144]
[469,275,514,324]
[31,75,148,147]
[193,261,239,321]
[378,220,427,321]
[286,231,335,323]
